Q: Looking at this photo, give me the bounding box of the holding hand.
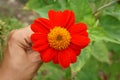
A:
[0,27,42,80]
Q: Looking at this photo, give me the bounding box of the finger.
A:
[28,52,41,62]
[21,26,34,44]
[19,26,34,48]
[27,51,43,72]
[27,50,42,63]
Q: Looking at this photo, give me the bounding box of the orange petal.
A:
[36,18,53,29]
[40,48,56,62]
[31,33,47,42]
[32,39,49,51]
[48,10,62,26]
[71,35,90,49]
[48,10,75,28]
[32,43,49,52]
[61,10,75,28]
[58,50,71,68]
[31,18,51,33]
[76,49,81,56]
[31,23,46,33]
[67,48,77,63]
[70,44,81,56]
[69,23,88,37]
[53,53,59,64]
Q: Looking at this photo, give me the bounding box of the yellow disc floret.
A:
[48,27,71,50]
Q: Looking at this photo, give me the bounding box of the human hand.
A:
[0,27,42,80]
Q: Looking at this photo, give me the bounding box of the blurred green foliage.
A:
[0,0,120,80]
[0,18,23,61]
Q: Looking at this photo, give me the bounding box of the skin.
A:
[0,27,42,80]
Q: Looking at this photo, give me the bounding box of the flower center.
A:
[48,27,71,50]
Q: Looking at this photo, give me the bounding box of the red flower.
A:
[31,10,90,68]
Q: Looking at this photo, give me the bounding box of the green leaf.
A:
[107,42,120,54]
[103,1,120,19]
[75,58,100,80]
[25,0,62,18]
[100,15,120,41]
[64,67,71,80]
[57,0,67,10]
[91,41,110,63]
[25,0,56,10]
[68,0,92,22]
[35,63,65,80]
[71,47,91,73]
[89,27,120,44]
[82,15,96,27]
[88,0,108,8]
[99,57,120,80]
[26,0,93,22]
[34,4,60,18]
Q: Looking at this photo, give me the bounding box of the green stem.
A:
[94,0,118,15]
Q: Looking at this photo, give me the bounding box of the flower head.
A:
[31,10,90,68]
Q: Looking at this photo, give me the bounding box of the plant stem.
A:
[93,0,118,15]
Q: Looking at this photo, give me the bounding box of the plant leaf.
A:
[91,41,110,63]
[71,47,91,73]
[67,0,92,22]
[89,27,120,44]
[100,15,120,41]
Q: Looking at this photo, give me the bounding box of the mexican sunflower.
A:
[31,10,90,68]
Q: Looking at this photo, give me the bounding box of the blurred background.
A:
[0,0,120,80]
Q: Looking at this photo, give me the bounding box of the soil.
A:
[0,0,39,25]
